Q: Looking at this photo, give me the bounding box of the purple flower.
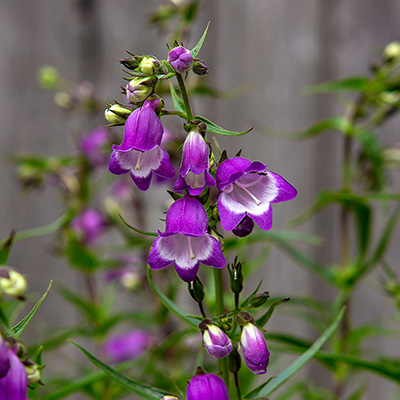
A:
[168,46,193,74]
[0,337,10,379]
[231,216,254,237]
[0,343,28,400]
[103,330,156,364]
[71,209,107,246]
[105,255,141,290]
[201,321,232,359]
[148,196,225,282]
[215,157,297,231]
[241,323,270,375]
[173,130,215,195]
[186,368,229,400]
[108,98,175,191]
[79,127,110,166]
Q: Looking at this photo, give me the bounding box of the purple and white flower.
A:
[71,209,107,246]
[215,157,297,231]
[102,330,156,364]
[148,196,225,282]
[173,130,215,195]
[168,46,193,74]
[0,339,28,400]
[186,368,229,400]
[108,98,175,191]
[241,323,270,375]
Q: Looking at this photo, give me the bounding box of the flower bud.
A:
[24,359,41,385]
[227,257,243,294]
[192,59,209,75]
[37,65,59,89]
[232,216,255,237]
[0,336,10,378]
[120,54,142,70]
[241,323,270,375]
[140,56,161,75]
[0,267,27,298]
[200,319,232,359]
[126,77,158,104]
[383,41,400,61]
[227,343,241,373]
[186,367,229,400]
[161,396,181,400]
[218,315,233,332]
[249,291,270,308]
[104,104,133,124]
[168,46,193,74]
[188,276,205,302]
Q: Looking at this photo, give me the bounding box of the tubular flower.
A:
[0,343,28,400]
[186,368,229,400]
[200,320,232,359]
[108,98,175,191]
[241,323,270,375]
[102,330,156,364]
[148,196,225,282]
[173,130,215,195]
[79,127,110,166]
[215,157,297,231]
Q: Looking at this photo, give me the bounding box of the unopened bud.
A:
[126,77,158,103]
[236,311,254,326]
[104,104,133,124]
[140,56,161,75]
[54,91,72,109]
[199,319,232,359]
[188,276,204,302]
[0,267,27,298]
[227,344,241,373]
[120,54,142,70]
[249,291,270,308]
[383,41,400,61]
[218,315,232,332]
[37,65,59,89]
[227,257,243,294]
[168,46,193,74]
[161,396,181,400]
[192,59,209,75]
[24,360,41,385]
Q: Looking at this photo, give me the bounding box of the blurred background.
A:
[1,0,400,398]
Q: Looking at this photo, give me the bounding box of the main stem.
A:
[176,73,194,122]
[214,268,229,385]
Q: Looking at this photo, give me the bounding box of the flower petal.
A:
[129,172,152,191]
[268,171,298,203]
[217,193,246,231]
[148,237,174,270]
[153,147,175,179]
[109,151,129,175]
[248,203,273,231]
[0,351,28,400]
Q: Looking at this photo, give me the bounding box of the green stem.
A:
[214,268,229,385]
[176,73,194,122]
[233,371,242,400]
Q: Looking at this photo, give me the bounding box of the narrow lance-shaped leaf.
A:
[190,21,210,58]
[302,76,371,94]
[169,82,185,114]
[195,115,253,136]
[147,267,198,330]
[13,281,52,337]
[0,231,14,265]
[119,214,158,237]
[246,307,345,398]
[256,298,290,327]
[70,340,172,400]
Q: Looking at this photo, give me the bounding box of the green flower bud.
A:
[0,267,27,298]
[140,56,161,75]
[37,65,60,89]
[227,344,241,373]
[227,257,243,294]
[126,77,158,103]
[192,59,209,75]
[120,55,142,70]
[54,91,72,109]
[249,291,270,308]
[24,359,41,385]
[383,41,400,61]
[104,104,133,124]
[236,311,254,326]
[188,276,205,302]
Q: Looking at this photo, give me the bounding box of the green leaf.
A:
[190,21,210,58]
[248,307,345,398]
[169,82,185,114]
[240,280,263,308]
[0,231,14,265]
[256,298,290,327]
[147,267,198,330]
[302,76,371,94]
[12,281,52,337]
[119,214,158,237]
[69,340,172,400]
[195,115,253,136]
[66,234,100,271]
[243,377,274,399]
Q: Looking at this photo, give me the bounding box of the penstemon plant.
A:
[1,2,400,400]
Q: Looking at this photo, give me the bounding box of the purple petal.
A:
[109,151,129,175]
[248,204,273,231]
[0,338,10,379]
[244,161,266,173]
[268,172,298,203]
[148,237,175,270]
[217,193,246,231]
[0,351,28,400]
[129,172,152,191]
[215,157,252,189]
[164,196,208,237]
[153,147,175,179]
[180,131,209,176]
[172,175,187,193]
[200,235,225,269]
[186,373,229,400]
